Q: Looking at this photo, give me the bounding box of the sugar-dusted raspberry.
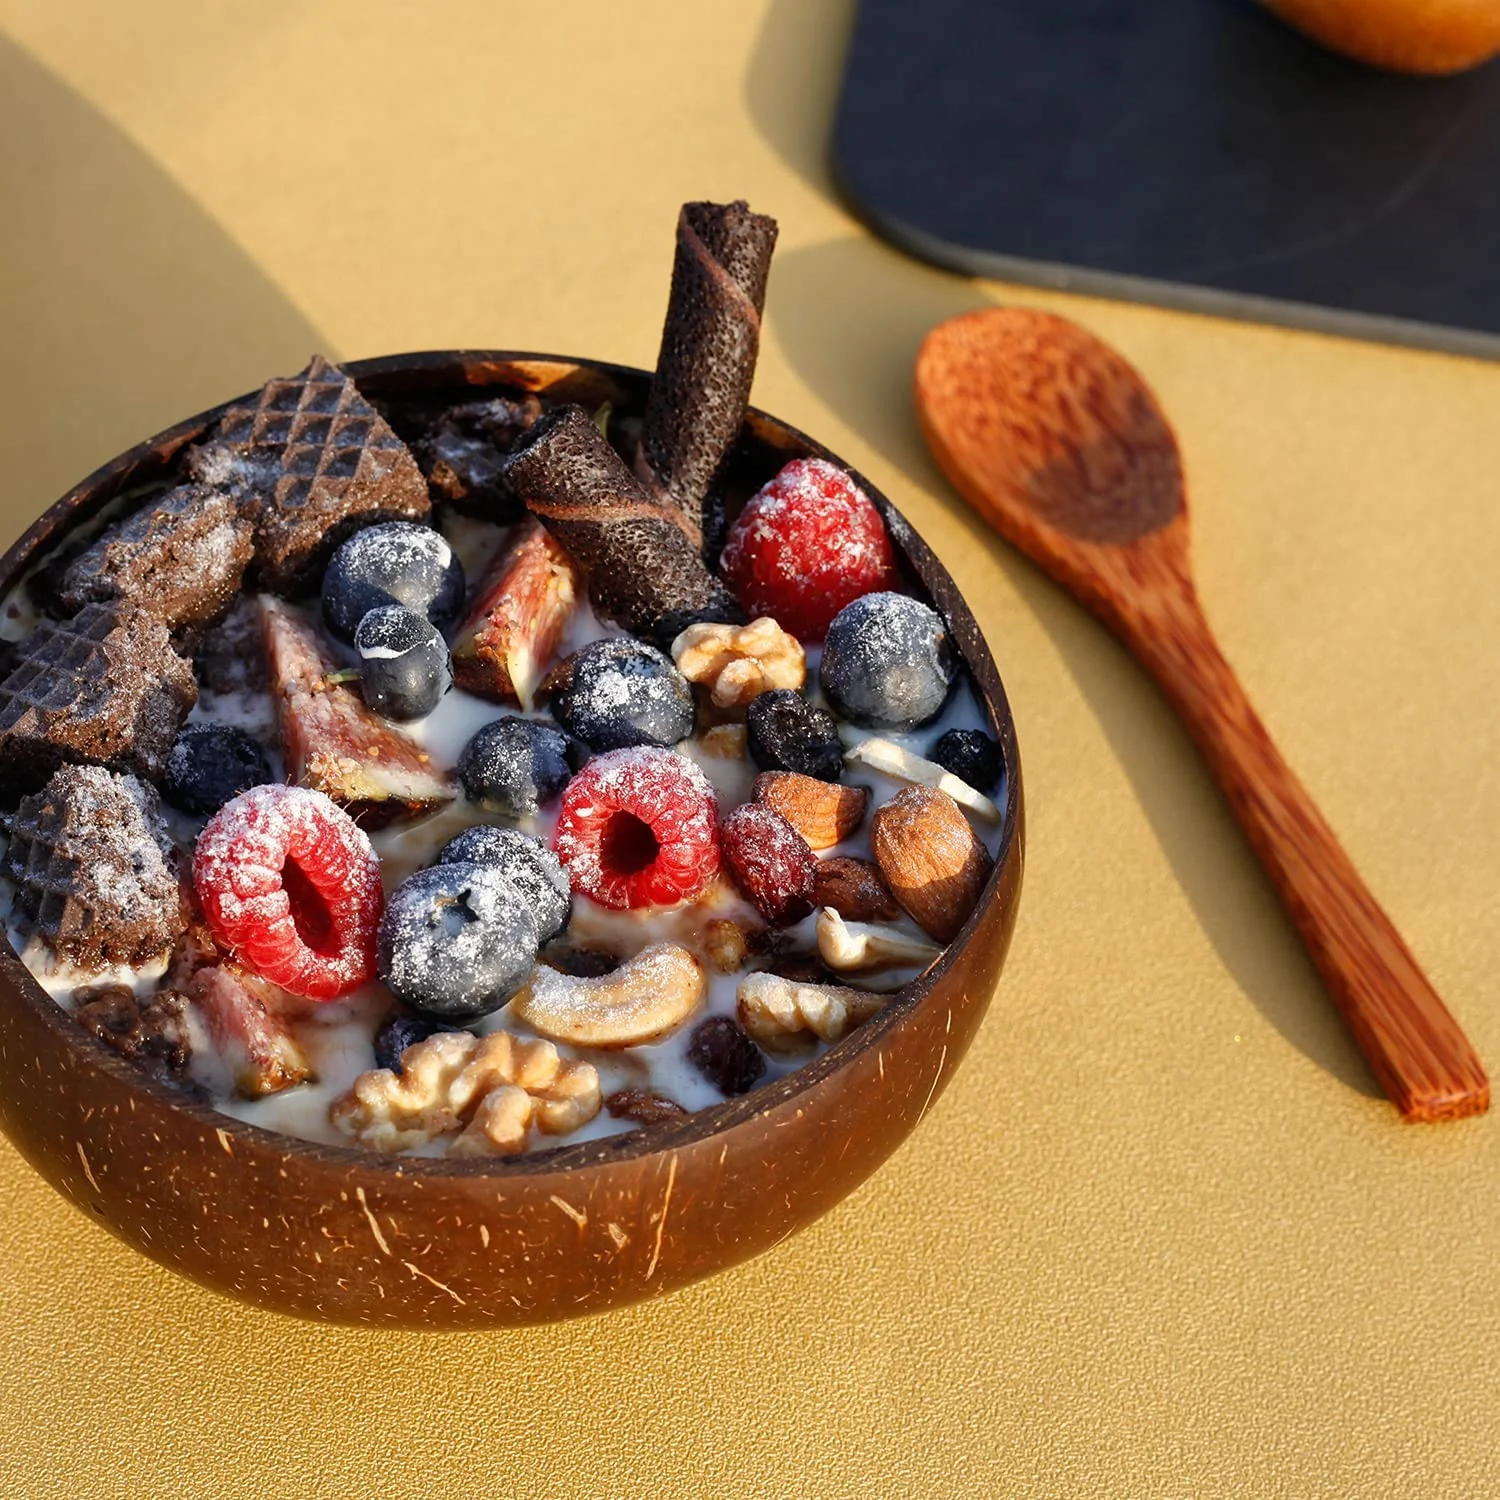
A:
[720,457,899,641]
[193,785,384,1000]
[552,747,720,910]
[719,802,816,925]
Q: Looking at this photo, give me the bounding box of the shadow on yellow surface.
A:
[0,35,326,544]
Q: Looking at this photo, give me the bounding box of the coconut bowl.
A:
[0,351,1024,1328]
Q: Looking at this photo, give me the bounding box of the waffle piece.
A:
[260,597,454,823]
[5,765,185,969]
[0,603,197,797]
[382,393,544,520]
[640,200,778,550]
[509,403,742,650]
[187,354,430,594]
[57,484,254,629]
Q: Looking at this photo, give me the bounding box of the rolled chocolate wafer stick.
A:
[639,199,778,550]
[509,404,742,649]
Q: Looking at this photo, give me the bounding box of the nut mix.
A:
[0,195,1005,1164]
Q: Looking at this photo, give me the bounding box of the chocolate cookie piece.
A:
[508,403,742,650]
[639,200,778,550]
[0,603,197,797]
[72,982,191,1074]
[192,596,268,694]
[384,393,544,519]
[5,764,185,969]
[57,484,254,629]
[186,354,430,595]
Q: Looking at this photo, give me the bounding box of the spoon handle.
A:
[1121,567,1488,1121]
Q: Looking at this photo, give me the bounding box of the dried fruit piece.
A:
[193,784,384,1000]
[753,771,867,851]
[744,689,843,782]
[510,942,706,1049]
[686,1014,766,1095]
[845,737,1000,824]
[719,802,816,925]
[451,518,580,708]
[736,971,885,1049]
[552,747,720,910]
[929,727,1003,794]
[870,785,992,943]
[330,1028,600,1155]
[188,965,312,1097]
[606,1088,689,1126]
[812,856,900,924]
[261,596,454,820]
[671,617,805,712]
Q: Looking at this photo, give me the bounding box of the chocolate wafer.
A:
[639,199,778,551]
[508,403,742,649]
[57,484,254,629]
[0,603,197,797]
[187,354,430,594]
[5,764,185,969]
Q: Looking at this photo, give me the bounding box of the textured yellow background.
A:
[1,3,1497,1494]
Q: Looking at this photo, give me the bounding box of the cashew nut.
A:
[844,737,1001,824]
[509,942,706,1048]
[736,970,886,1050]
[815,907,941,982]
[330,1028,600,1156]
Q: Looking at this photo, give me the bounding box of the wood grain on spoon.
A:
[915,308,1488,1122]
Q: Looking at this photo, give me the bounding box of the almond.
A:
[870,786,992,942]
[812,856,900,923]
[753,771,867,851]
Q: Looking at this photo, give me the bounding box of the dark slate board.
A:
[831,0,1500,358]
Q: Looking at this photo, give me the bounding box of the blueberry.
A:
[373,1010,457,1073]
[819,592,956,729]
[745,690,844,782]
[436,823,571,942]
[355,605,452,721]
[930,728,1003,793]
[543,637,693,751]
[687,1015,766,1097]
[322,521,466,642]
[161,724,273,816]
[455,716,579,816]
[377,862,539,1022]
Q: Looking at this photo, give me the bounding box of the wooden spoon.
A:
[915,307,1488,1122]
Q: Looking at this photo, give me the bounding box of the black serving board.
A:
[831,0,1500,357]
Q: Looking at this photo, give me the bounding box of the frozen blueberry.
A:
[745,690,844,782]
[543,637,693,751]
[930,727,1003,793]
[436,823,571,942]
[161,724,273,816]
[373,1010,458,1073]
[322,521,466,642]
[819,592,956,729]
[355,605,452,721]
[377,862,539,1022]
[687,1015,766,1097]
[455,716,579,816]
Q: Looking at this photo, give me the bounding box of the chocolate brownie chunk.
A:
[384,393,543,520]
[72,982,191,1074]
[192,596,268,694]
[57,484,254,629]
[186,354,430,594]
[5,765,185,969]
[0,603,197,796]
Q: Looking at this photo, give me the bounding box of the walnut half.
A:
[736,971,886,1051]
[671,617,805,711]
[329,1029,600,1156]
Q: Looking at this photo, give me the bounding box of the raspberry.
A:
[552,747,720,910]
[720,457,899,641]
[192,785,384,1000]
[719,802,816,924]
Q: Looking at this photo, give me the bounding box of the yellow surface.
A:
[1,3,1497,1494]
